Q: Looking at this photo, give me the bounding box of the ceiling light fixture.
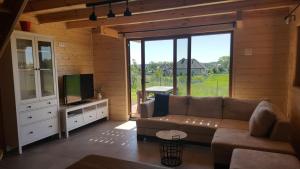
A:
[123,0,132,16]
[89,5,97,21]
[107,1,115,18]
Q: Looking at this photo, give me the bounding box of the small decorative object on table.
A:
[156,130,187,167]
[95,88,102,99]
[19,21,31,32]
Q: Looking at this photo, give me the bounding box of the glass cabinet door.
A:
[16,38,38,100]
[37,41,55,97]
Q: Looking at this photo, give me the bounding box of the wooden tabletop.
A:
[156,130,187,140]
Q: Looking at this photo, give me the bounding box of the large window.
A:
[191,34,231,96]
[128,32,232,115]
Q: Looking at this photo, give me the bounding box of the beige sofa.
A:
[230,149,300,169]
[136,96,295,166]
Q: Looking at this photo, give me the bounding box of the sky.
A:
[130,33,231,64]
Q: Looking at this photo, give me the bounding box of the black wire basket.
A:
[159,135,183,167]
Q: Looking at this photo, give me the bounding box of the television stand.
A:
[60,99,109,138]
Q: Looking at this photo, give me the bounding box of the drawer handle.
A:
[29,131,34,134]
[48,112,52,114]
[89,115,93,118]
[74,120,78,123]
[49,125,53,128]
[27,106,32,109]
[28,116,33,119]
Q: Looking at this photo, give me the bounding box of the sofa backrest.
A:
[223,97,260,121]
[187,97,223,118]
[168,95,189,115]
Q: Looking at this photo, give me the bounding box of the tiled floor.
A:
[0,120,213,169]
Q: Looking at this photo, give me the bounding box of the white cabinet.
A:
[60,99,109,138]
[0,31,60,154]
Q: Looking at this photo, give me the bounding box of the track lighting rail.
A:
[86,0,127,7]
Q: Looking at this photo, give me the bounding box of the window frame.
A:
[126,31,234,115]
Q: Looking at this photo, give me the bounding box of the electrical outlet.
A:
[244,48,253,56]
[58,42,65,48]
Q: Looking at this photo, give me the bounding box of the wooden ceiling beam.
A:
[124,23,234,39]
[36,0,238,23]
[24,0,88,13]
[112,13,237,33]
[65,0,296,29]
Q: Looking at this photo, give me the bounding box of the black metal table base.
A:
[160,137,183,167]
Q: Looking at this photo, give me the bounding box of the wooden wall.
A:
[287,6,300,155]
[92,34,129,121]
[232,9,290,114]
[16,14,94,100]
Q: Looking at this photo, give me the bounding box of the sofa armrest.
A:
[140,99,155,118]
[270,120,291,142]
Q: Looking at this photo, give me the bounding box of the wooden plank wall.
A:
[16,14,94,100]
[287,6,300,155]
[92,34,129,121]
[232,9,290,114]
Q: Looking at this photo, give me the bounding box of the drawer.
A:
[19,99,57,112]
[67,115,84,131]
[19,106,57,126]
[20,118,58,146]
[97,108,108,119]
[83,111,97,123]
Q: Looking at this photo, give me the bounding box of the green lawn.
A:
[130,74,229,104]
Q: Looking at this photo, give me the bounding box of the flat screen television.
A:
[63,74,94,105]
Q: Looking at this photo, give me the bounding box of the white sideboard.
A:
[0,31,60,154]
[60,99,109,138]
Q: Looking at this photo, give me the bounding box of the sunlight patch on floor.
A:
[115,121,136,130]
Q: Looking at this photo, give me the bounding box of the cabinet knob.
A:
[27,106,32,109]
[74,120,78,123]
[28,116,32,119]
[29,131,34,134]
[89,115,92,118]
[48,112,52,114]
[48,102,51,104]
[49,125,53,128]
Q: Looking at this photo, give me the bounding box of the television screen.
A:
[63,74,94,105]
[80,74,94,100]
[63,75,81,104]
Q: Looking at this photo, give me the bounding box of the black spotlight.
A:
[107,1,115,18]
[89,6,97,21]
[124,0,132,16]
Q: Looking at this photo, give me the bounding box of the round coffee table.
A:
[156,130,187,167]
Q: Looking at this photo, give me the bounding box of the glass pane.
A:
[38,41,55,97]
[16,39,37,100]
[129,40,142,115]
[38,41,53,69]
[17,39,34,69]
[191,33,231,97]
[40,70,55,97]
[176,38,188,96]
[19,70,36,100]
[145,40,174,99]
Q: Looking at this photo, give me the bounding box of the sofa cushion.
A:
[220,119,249,130]
[187,97,223,118]
[153,94,169,117]
[212,128,295,165]
[168,95,188,115]
[249,101,277,137]
[223,98,259,121]
[230,149,300,169]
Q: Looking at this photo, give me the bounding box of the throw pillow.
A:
[152,94,169,117]
[249,101,277,137]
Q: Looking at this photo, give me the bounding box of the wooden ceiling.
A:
[23,0,297,38]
